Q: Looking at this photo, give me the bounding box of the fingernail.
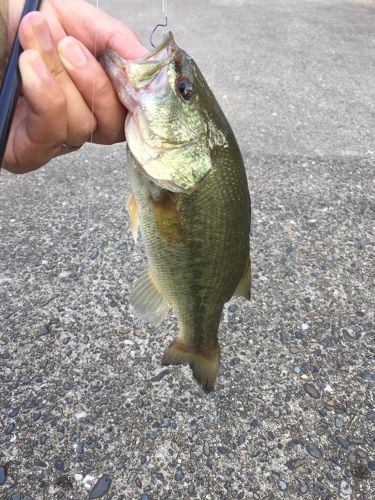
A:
[32,15,53,52]
[58,37,87,68]
[22,51,50,83]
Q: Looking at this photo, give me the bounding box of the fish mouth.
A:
[143,31,176,63]
[101,31,178,112]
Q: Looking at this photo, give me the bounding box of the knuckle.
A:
[94,76,113,99]
[49,62,68,81]
[51,91,67,113]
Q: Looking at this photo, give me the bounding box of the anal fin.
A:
[126,192,140,242]
[234,254,251,300]
[129,269,171,326]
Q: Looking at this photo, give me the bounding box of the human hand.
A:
[3,0,147,174]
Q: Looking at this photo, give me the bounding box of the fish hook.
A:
[150,0,168,48]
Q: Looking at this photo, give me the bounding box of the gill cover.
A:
[102,32,213,193]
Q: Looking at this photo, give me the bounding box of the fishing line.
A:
[150,0,168,47]
[72,0,100,468]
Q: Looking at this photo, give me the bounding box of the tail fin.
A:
[161,339,220,393]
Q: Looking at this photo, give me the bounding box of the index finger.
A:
[49,0,148,59]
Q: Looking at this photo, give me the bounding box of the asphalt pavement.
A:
[0,0,374,498]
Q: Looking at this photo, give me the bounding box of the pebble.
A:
[135,477,142,488]
[217,446,227,455]
[340,480,352,497]
[293,366,301,374]
[300,483,308,493]
[0,466,7,485]
[303,383,321,399]
[188,485,196,496]
[356,448,367,459]
[75,410,87,420]
[140,495,150,500]
[358,371,375,382]
[89,249,99,260]
[230,357,240,365]
[250,418,258,428]
[336,436,349,449]
[8,407,20,417]
[89,474,112,499]
[367,461,375,471]
[54,459,65,471]
[278,480,288,491]
[174,467,185,481]
[39,434,48,445]
[151,369,170,382]
[279,332,289,344]
[33,411,41,422]
[295,330,304,339]
[228,304,237,313]
[203,442,210,456]
[237,435,246,446]
[11,494,21,500]
[305,443,322,459]
[36,325,49,337]
[4,422,15,435]
[34,458,47,467]
[335,418,344,428]
[70,432,78,442]
[285,458,304,470]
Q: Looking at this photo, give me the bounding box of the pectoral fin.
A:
[126,192,139,242]
[234,255,251,300]
[129,269,171,325]
[151,190,184,244]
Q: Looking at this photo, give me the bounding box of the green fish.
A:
[102,32,251,393]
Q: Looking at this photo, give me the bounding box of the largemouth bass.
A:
[102,32,251,393]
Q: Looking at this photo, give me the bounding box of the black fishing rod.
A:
[0,0,42,169]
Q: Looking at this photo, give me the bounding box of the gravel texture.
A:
[1,0,374,498]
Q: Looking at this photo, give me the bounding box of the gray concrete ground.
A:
[1,0,374,498]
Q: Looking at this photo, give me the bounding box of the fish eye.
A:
[176,77,194,100]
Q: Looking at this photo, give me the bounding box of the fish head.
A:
[102,32,228,193]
